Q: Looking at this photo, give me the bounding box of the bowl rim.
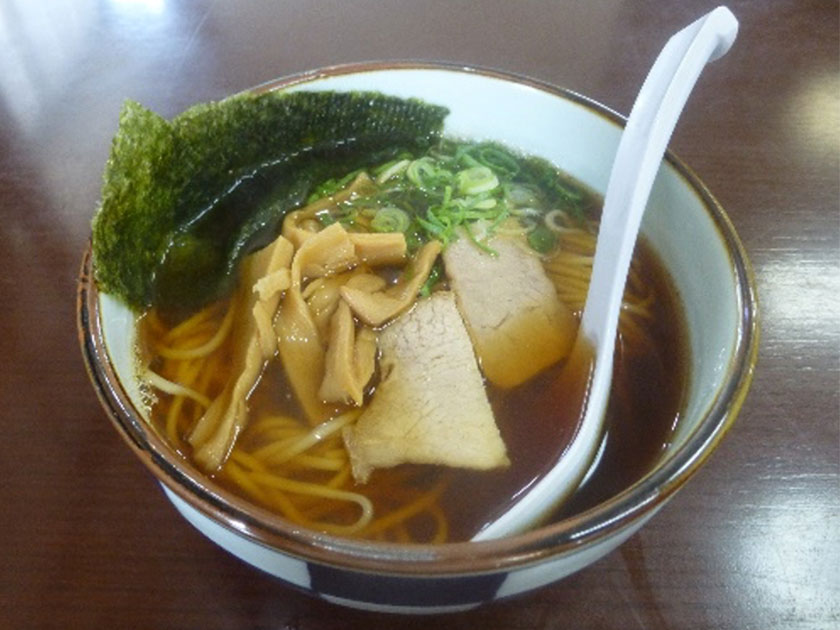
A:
[77,60,759,576]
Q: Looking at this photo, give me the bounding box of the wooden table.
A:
[1,1,837,628]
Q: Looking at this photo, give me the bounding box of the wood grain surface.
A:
[0,1,837,628]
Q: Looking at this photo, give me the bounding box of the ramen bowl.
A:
[78,62,758,614]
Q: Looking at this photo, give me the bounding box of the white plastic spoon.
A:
[473,6,739,541]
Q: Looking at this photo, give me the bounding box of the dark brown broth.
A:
[551,242,688,521]
[144,229,687,543]
[395,237,687,540]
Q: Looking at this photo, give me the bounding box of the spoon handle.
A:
[582,6,738,350]
[473,7,738,541]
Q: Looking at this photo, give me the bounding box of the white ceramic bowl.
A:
[78,62,758,614]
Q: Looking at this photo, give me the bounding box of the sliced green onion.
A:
[545,208,572,232]
[315,209,337,226]
[416,217,449,245]
[307,169,363,203]
[518,216,538,232]
[406,157,444,190]
[476,145,520,178]
[488,206,511,232]
[505,183,540,207]
[468,197,497,210]
[510,205,542,217]
[307,139,582,259]
[464,223,498,256]
[404,226,425,252]
[456,166,499,195]
[370,206,411,233]
[527,224,557,254]
[455,145,483,169]
[338,208,359,227]
[375,158,410,184]
[419,261,443,297]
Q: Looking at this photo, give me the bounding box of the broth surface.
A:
[141,233,687,542]
[138,141,689,542]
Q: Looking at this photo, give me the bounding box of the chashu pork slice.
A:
[343,291,509,483]
[443,229,577,388]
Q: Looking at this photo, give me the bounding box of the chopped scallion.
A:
[370,206,411,233]
[456,166,499,195]
[527,225,557,254]
[375,158,411,184]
